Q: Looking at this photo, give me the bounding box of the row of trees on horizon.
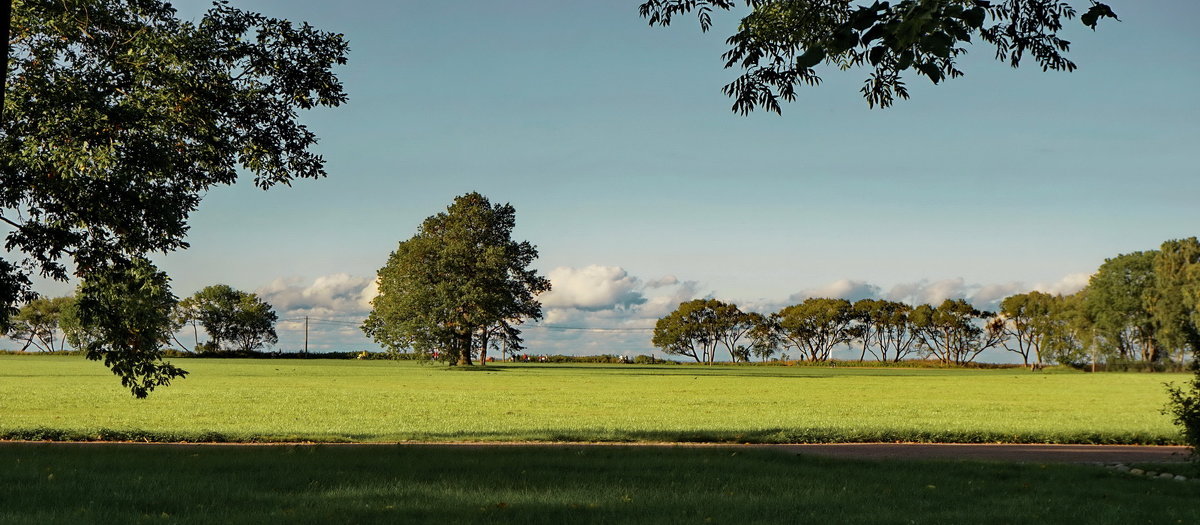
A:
[7,233,1199,372]
[653,238,1200,370]
[3,285,279,356]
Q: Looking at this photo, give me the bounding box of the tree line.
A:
[3,285,279,356]
[654,238,1200,370]
[652,297,1009,366]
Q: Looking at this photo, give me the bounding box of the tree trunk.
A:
[478,327,489,366]
[456,330,474,366]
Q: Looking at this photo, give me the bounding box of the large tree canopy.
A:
[183,284,279,354]
[776,297,855,362]
[639,0,1118,113]
[652,299,754,364]
[0,0,347,394]
[362,193,550,366]
[1083,251,1158,362]
[2,294,71,351]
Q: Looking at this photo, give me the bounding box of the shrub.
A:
[1165,370,1200,460]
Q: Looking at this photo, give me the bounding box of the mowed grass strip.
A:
[0,355,1186,444]
[1,443,1197,525]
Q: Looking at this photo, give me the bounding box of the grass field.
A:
[1,443,1196,524]
[0,355,1187,444]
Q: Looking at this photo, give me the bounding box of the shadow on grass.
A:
[0,444,1196,525]
[442,366,509,372]
[0,426,1183,446]
[472,363,992,379]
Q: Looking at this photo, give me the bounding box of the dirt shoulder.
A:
[770,443,1193,463]
[2,440,1191,463]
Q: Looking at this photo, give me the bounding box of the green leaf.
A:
[796,47,827,69]
[862,23,888,44]
[1081,4,1119,30]
[868,46,886,67]
[916,62,943,83]
[962,7,986,29]
[922,32,954,58]
[830,27,859,53]
[851,8,879,31]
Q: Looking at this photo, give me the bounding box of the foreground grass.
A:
[0,355,1187,444]
[0,444,1196,525]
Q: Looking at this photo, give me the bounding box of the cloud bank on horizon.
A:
[252,266,1091,356]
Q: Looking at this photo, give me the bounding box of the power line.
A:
[526,325,653,332]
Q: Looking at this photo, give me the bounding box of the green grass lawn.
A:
[0,355,1188,444]
[1,443,1195,525]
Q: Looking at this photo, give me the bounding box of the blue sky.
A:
[29,1,1200,358]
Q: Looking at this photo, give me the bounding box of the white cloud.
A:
[255,273,376,319]
[1033,272,1091,296]
[886,278,974,305]
[789,279,882,303]
[972,282,1026,310]
[540,265,647,311]
[529,266,709,356]
[645,275,679,288]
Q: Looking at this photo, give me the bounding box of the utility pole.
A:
[304,316,309,354]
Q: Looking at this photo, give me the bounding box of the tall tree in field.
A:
[0,0,347,395]
[747,312,783,362]
[854,299,918,362]
[911,299,1005,365]
[188,285,279,353]
[850,299,878,361]
[652,299,750,364]
[713,302,756,363]
[1044,292,1089,366]
[363,193,550,366]
[639,0,1118,113]
[998,291,1056,369]
[653,300,718,363]
[1159,238,1200,454]
[1083,251,1159,363]
[776,298,855,362]
[3,295,73,352]
[1150,238,1200,368]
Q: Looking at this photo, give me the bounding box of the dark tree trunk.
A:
[456,330,473,366]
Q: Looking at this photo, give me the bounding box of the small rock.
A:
[1129,468,1145,475]
[1145,471,1159,477]
[1158,473,1175,480]
[1174,475,1187,482]
[1114,465,1131,472]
